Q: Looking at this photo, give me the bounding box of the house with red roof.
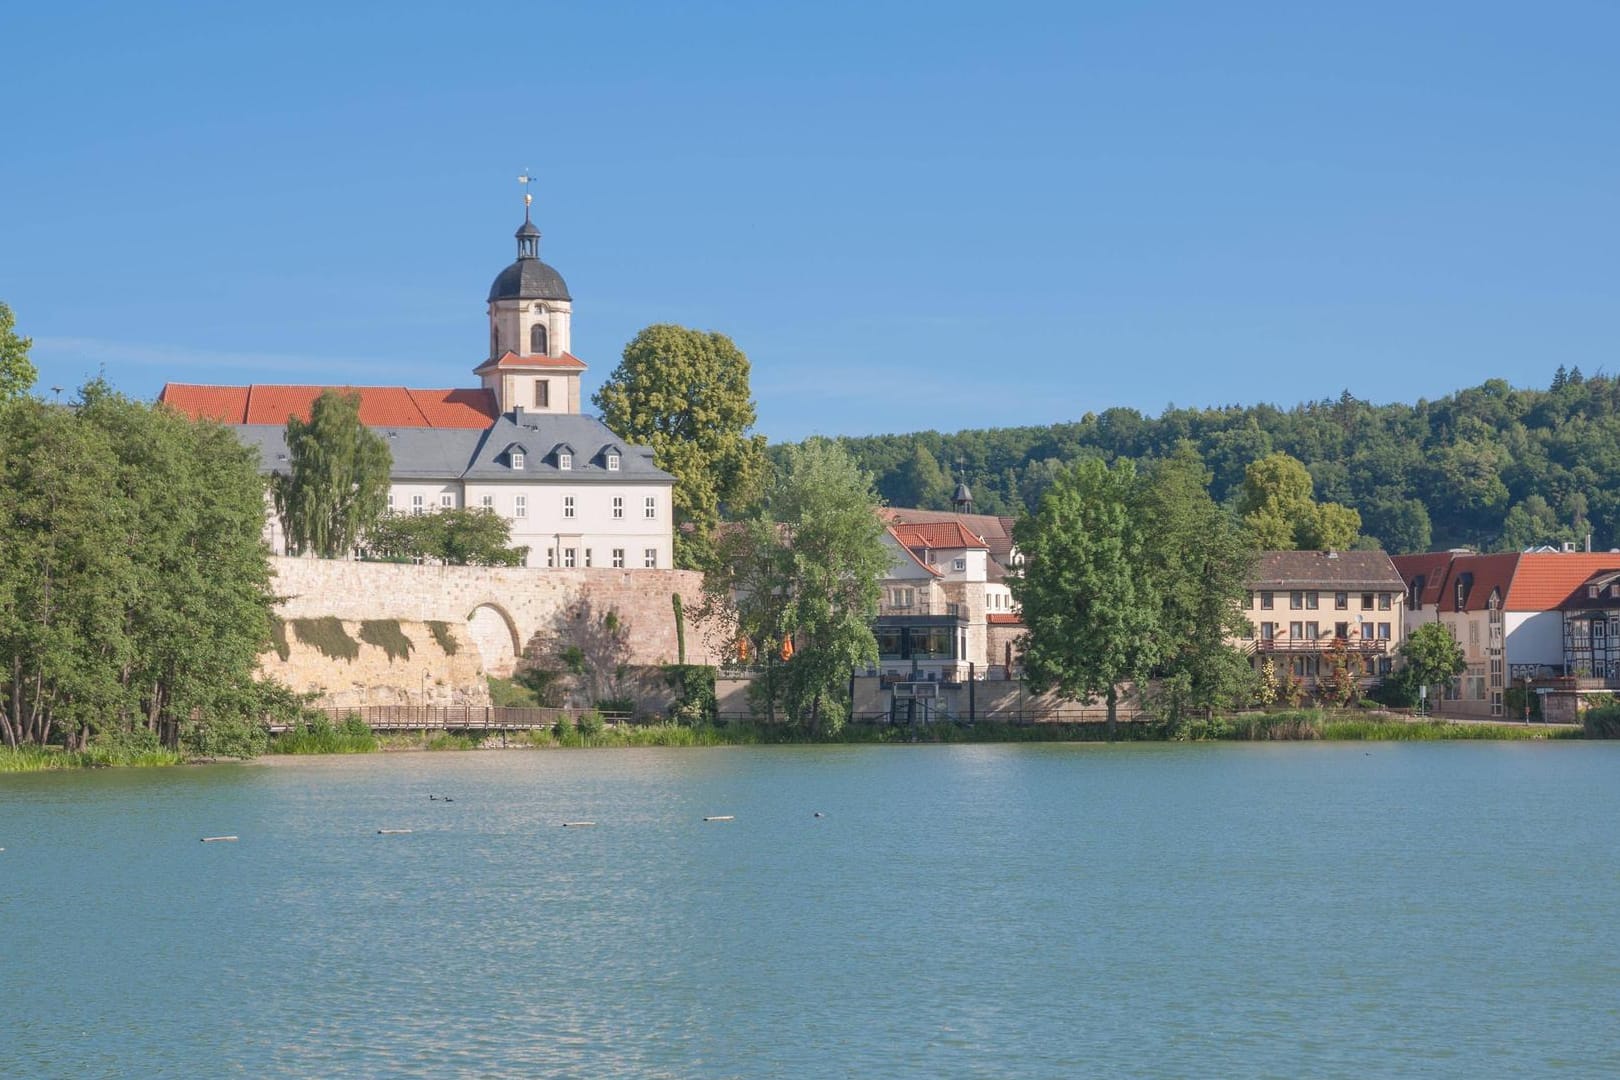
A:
[160,203,674,571]
[1392,549,1620,716]
[873,480,1026,681]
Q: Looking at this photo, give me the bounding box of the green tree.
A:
[363,508,527,566]
[0,383,281,753]
[891,442,952,508]
[593,324,768,568]
[1399,622,1466,706]
[1012,457,1159,733]
[269,391,391,558]
[703,440,888,732]
[0,301,36,400]
[1236,452,1361,550]
[1135,445,1258,720]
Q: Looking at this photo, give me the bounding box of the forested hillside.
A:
[813,368,1619,556]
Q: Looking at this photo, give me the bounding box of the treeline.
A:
[0,383,297,755]
[823,368,1620,554]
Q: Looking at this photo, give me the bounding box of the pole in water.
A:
[703,815,735,822]
[377,828,413,835]
[561,821,597,827]
[200,836,238,843]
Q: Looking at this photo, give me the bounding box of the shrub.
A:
[427,620,460,655]
[576,709,606,737]
[290,617,360,661]
[596,696,636,719]
[488,675,538,707]
[1584,703,1620,739]
[358,620,414,662]
[552,713,576,740]
[664,664,717,726]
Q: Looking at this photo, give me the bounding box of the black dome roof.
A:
[488,258,571,303]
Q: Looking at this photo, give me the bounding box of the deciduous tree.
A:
[1012,457,1159,732]
[0,301,36,400]
[593,325,768,568]
[1399,622,1466,705]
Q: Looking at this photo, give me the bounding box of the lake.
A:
[3,743,1618,1078]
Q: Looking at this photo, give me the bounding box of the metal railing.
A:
[271,705,635,733]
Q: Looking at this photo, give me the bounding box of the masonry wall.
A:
[266,557,713,706]
[260,618,491,709]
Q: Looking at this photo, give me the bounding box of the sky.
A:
[2,1,1616,441]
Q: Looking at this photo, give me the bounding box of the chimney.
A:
[512,405,524,423]
[1586,532,1593,553]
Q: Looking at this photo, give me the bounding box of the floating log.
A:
[703,815,735,822]
[377,828,413,835]
[561,821,597,827]
[200,836,238,843]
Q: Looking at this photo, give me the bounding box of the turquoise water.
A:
[2,743,1618,1078]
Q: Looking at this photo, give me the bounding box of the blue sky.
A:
[3,1,1616,441]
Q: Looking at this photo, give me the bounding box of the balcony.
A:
[1248,637,1388,656]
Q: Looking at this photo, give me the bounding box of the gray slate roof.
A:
[1251,550,1403,589]
[487,258,571,302]
[233,412,671,485]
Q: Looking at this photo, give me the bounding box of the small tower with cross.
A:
[951,459,974,513]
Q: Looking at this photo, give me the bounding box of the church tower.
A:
[475,189,584,415]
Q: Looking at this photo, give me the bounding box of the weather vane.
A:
[517,170,535,210]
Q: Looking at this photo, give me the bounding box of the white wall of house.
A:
[1505,611,1563,669]
[460,480,671,569]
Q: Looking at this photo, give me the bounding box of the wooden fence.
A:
[272,705,634,734]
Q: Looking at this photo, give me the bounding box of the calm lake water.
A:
[2,743,1618,1078]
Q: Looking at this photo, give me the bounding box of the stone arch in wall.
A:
[466,602,522,678]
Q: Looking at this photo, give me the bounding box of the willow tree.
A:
[271,390,391,558]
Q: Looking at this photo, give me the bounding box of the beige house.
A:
[1241,550,1407,695]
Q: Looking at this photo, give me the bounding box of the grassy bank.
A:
[0,744,187,772]
[1184,709,1582,742]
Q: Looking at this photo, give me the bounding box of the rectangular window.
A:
[480,494,494,510]
[1361,592,1375,610]
[1378,592,1392,611]
[952,557,967,572]
[645,496,657,519]
[1289,621,1304,639]
[1378,622,1391,640]
[1335,591,1349,610]
[1305,591,1319,610]
[563,495,575,519]
[387,493,395,512]
[411,494,424,516]
[510,451,525,470]
[440,492,454,509]
[536,381,550,408]
[644,548,657,568]
[1260,591,1274,610]
[612,548,625,569]
[583,549,592,568]
[1260,622,1276,640]
[546,548,555,568]
[607,453,620,471]
[514,495,527,519]
[563,548,576,568]
[1335,622,1349,639]
[947,602,960,617]
[612,496,624,519]
[1290,591,1304,610]
[559,452,572,471]
[1305,622,1319,640]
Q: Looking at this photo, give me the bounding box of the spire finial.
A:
[518,170,535,222]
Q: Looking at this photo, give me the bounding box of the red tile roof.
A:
[884,527,944,576]
[159,384,499,429]
[987,613,1024,626]
[1391,550,1620,613]
[472,351,588,373]
[1507,553,1620,610]
[889,521,988,551]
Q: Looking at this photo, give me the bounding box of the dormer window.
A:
[510,451,525,470]
[559,452,572,470]
[1591,585,1601,599]
[607,452,621,471]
